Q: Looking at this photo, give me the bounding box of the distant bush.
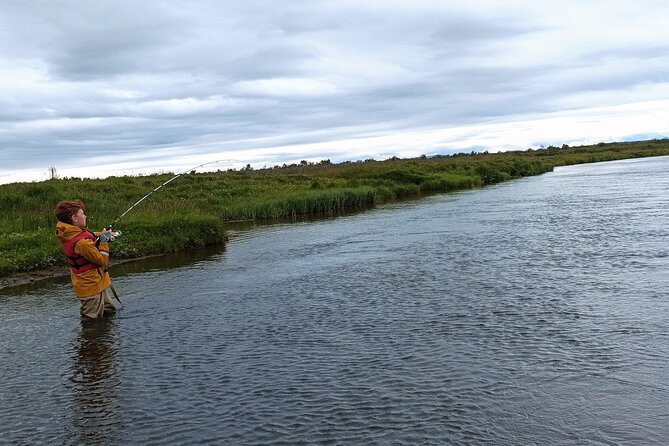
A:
[379,169,426,185]
[420,173,481,192]
[475,164,510,184]
[112,214,227,257]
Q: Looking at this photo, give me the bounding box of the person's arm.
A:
[74,237,110,267]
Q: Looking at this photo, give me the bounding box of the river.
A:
[1,156,668,445]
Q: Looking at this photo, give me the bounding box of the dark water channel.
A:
[2,156,669,445]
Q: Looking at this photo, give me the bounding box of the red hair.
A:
[54,200,85,224]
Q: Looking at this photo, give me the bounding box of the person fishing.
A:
[51,161,225,319]
[54,200,118,319]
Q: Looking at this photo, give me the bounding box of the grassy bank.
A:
[2,139,669,277]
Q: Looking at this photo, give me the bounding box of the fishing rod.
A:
[108,159,232,228]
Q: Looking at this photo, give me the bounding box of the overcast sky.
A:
[2,0,668,184]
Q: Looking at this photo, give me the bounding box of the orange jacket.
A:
[55,222,111,298]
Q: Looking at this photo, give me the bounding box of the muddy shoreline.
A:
[0,256,162,291]
[0,265,70,290]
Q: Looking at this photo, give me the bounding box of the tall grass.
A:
[1,139,668,276]
[111,214,227,259]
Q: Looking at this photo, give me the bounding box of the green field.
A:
[2,139,668,277]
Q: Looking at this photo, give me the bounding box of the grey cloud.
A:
[589,44,669,62]
[1,2,182,79]
[428,16,539,46]
[49,32,177,81]
[226,46,318,81]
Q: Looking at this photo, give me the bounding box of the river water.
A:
[1,156,668,445]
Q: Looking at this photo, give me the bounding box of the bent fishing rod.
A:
[108,159,232,228]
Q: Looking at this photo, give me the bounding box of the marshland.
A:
[1,138,669,279]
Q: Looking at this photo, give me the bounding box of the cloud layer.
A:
[2,0,669,183]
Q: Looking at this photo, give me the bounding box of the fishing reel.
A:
[103,227,122,242]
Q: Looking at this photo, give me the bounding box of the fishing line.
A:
[108,159,234,228]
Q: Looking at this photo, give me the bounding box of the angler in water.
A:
[54,200,119,319]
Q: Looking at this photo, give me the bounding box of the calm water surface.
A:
[1,156,668,445]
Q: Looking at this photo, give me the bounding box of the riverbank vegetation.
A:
[2,139,669,277]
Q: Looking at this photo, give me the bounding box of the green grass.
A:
[1,139,668,276]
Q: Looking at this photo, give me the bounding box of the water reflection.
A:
[67,316,122,444]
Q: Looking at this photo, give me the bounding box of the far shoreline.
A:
[0,265,69,290]
[3,141,669,289]
[0,255,165,291]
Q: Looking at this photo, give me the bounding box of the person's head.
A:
[54,200,87,228]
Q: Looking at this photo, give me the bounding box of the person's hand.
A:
[98,228,113,243]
